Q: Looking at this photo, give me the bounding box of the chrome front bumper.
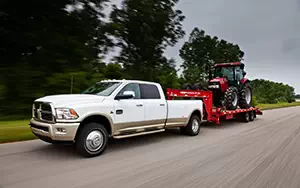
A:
[30,118,80,141]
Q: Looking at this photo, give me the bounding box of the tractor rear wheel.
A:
[223,86,239,110]
[182,83,193,90]
[239,83,252,109]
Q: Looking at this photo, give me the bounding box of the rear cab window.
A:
[139,84,161,99]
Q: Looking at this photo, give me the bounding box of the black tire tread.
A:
[223,86,239,110]
[182,115,201,136]
[239,83,252,109]
[75,122,108,157]
[182,83,193,90]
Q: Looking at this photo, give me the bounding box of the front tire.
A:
[223,86,239,110]
[75,122,109,157]
[182,115,201,136]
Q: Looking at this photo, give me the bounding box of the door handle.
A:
[116,109,123,115]
[136,104,143,107]
[160,104,165,106]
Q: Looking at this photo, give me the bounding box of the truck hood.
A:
[35,94,106,107]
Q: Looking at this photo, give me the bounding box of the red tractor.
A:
[182,62,253,110]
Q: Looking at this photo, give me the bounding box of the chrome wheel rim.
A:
[85,130,104,152]
[192,119,199,133]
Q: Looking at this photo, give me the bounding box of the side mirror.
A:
[115,91,135,100]
[243,71,247,77]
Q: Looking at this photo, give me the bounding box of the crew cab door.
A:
[139,83,167,129]
[113,83,145,134]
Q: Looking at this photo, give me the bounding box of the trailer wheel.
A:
[249,111,255,121]
[183,115,201,136]
[243,112,250,123]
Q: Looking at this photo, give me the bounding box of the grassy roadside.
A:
[1,102,300,144]
[0,120,37,144]
[257,102,300,110]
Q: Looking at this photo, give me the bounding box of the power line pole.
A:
[70,75,73,94]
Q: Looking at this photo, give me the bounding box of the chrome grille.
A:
[33,102,55,123]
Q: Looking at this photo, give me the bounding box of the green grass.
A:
[0,120,37,144]
[257,102,300,110]
[1,102,300,144]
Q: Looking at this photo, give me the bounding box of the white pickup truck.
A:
[30,80,203,157]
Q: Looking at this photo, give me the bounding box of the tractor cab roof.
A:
[215,62,245,69]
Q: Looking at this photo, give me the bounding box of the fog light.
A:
[56,128,66,133]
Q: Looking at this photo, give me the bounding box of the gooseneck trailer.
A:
[166,88,263,124]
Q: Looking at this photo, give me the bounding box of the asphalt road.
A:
[1,107,300,188]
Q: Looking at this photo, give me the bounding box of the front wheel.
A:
[181,115,201,136]
[223,86,239,110]
[75,122,109,157]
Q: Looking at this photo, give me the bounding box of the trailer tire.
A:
[249,111,255,121]
[243,112,250,123]
[75,122,109,157]
[183,115,201,136]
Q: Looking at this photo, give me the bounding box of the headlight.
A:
[55,108,79,120]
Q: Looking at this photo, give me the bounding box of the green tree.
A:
[0,0,110,116]
[179,28,244,84]
[103,63,125,79]
[251,79,296,104]
[108,0,185,82]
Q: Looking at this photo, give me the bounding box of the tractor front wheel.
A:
[239,83,252,109]
[223,86,239,110]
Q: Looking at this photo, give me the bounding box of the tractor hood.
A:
[209,77,228,92]
[209,77,227,83]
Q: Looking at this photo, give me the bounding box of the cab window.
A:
[116,83,141,99]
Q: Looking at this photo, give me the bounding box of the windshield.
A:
[82,82,121,96]
[214,67,234,81]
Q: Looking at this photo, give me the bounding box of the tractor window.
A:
[214,67,234,81]
[235,67,243,81]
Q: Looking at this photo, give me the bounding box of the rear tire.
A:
[75,122,109,157]
[243,112,250,123]
[182,83,193,90]
[192,82,208,90]
[249,111,255,121]
[239,83,252,109]
[182,115,201,136]
[223,86,239,110]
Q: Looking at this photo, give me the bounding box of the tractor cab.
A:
[210,62,246,87]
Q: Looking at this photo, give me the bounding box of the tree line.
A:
[0,0,297,117]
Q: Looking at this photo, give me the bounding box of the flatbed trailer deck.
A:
[166,88,263,124]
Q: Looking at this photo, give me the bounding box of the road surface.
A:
[1,107,300,188]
